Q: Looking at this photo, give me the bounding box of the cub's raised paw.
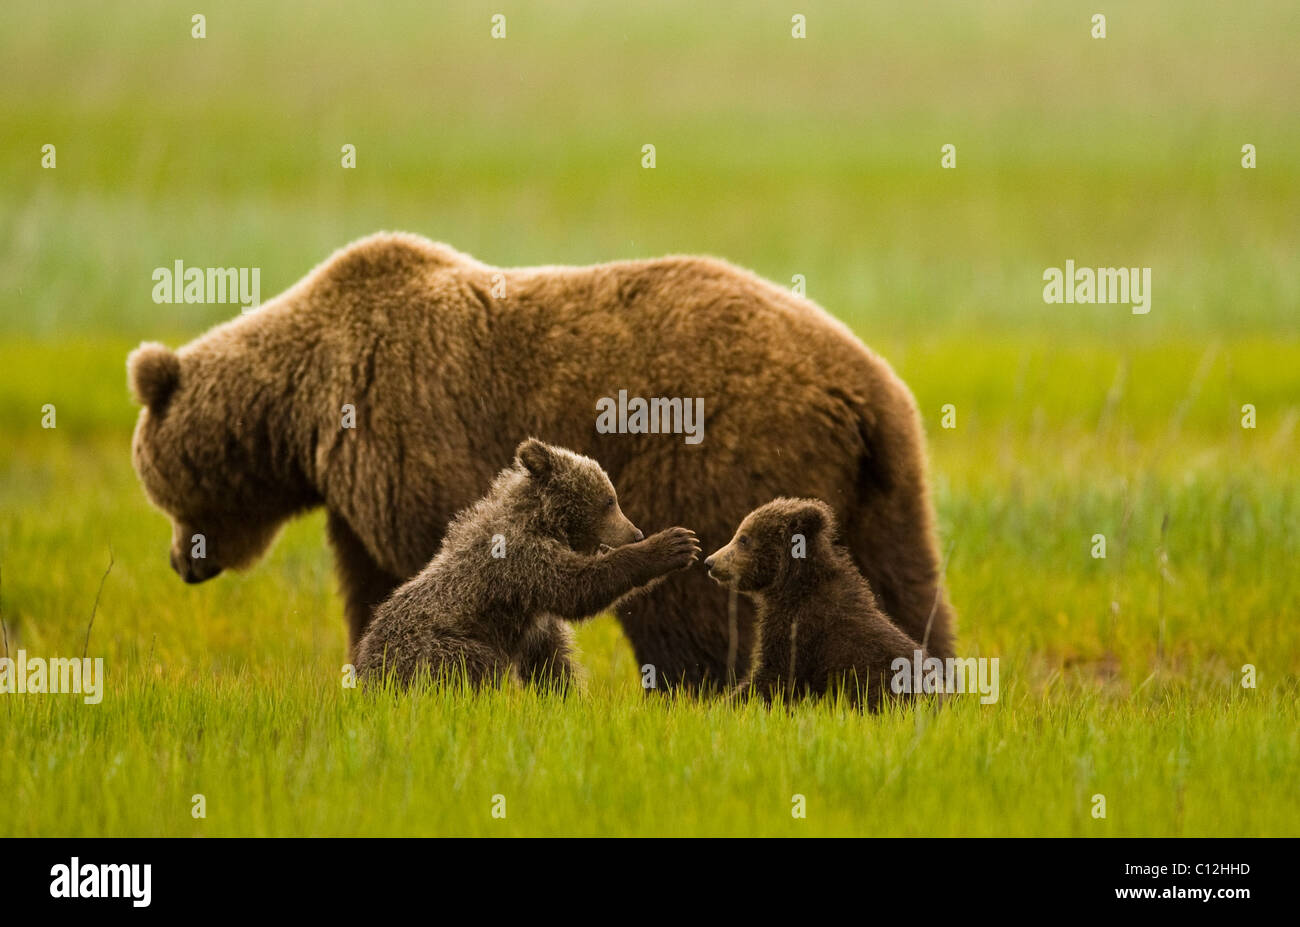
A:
[648,526,701,572]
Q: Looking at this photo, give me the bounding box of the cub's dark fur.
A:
[706,498,925,709]
[356,439,700,688]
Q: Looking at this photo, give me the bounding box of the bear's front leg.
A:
[737,668,787,706]
[327,512,405,657]
[541,527,701,621]
[514,616,578,694]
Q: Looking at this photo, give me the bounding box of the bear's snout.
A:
[170,547,223,584]
[704,547,731,584]
[604,511,644,549]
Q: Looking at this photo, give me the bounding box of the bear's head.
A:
[704,497,836,593]
[127,342,309,584]
[514,438,644,554]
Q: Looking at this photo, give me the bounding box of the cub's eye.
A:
[739,535,750,548]
[606,496,616,509]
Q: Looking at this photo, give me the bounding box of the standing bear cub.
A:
[705,498,926,710]
[356,439,700,688]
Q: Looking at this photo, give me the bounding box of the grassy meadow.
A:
[1,0,1297,836]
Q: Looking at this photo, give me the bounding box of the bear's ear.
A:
[791,499,833,540]
[127,342,181,413]
[515,438,554,480]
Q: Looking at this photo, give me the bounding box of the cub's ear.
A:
[515,438,554,480]
[791,499,834,540]
[127,342,181,413]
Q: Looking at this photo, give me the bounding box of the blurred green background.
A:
[4,0,1297,339]
[1,1,1297,835]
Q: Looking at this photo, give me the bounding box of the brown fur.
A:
[706,498,925,710]
[127,232,954,689]
[355,439,700,688]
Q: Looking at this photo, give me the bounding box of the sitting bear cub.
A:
[705,498,925,710]
[356,438,700,688]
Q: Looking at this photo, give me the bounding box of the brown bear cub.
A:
[705,498,925,710]
[355,439,700,689]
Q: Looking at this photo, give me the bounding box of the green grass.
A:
[1,0,1298,835]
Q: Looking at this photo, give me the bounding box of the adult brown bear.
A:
[127,232,954,690]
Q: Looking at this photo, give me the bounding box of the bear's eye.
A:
[739,535,750,548]
[606,496,615,510]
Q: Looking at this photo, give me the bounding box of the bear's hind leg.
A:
[514,616,579,694]
[437,636,520,690]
